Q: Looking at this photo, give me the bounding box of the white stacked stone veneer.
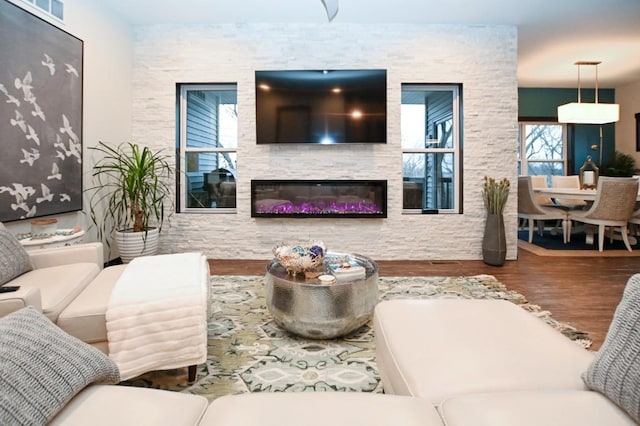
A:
[131,23,518,260]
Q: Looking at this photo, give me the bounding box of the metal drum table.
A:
[264,252,379,339]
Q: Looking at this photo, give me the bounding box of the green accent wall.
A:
[518,88,616,174]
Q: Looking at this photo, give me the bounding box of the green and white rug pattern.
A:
[122,274,590,400]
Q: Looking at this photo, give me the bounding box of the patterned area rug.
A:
[121,274,591,399]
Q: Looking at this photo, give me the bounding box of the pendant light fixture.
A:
[557,61,619,124]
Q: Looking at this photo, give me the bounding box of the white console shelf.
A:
[18,229,85,251]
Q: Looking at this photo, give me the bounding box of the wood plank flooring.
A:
[209,250,640,350]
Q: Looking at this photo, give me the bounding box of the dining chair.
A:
[530,175,555,206]
[551,175,587,210]
[518,176,569,243]
[567,177,639,252]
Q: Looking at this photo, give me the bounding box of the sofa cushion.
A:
[57,265,126,344]
[200,392,444,426]
[582,273,640,423]
[0,222,32,285]
[0,307,120,425]
[439,390,635,426]
[50,385,210,426]
[10,262,100,321]
[374,299,594,405]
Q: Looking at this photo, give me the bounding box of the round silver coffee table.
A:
[264,252,378,339]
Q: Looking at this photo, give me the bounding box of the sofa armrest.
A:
[28,242,104,270]
[0,287,42,318]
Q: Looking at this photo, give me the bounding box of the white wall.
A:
[4,0,133,242]
[616,80,640,165]
[132,23,518,260]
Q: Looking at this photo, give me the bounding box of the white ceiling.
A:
[102,0,640,88]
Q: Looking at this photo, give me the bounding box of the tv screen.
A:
[255,69,387,144]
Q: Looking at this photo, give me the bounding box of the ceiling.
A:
[102,0,640,88]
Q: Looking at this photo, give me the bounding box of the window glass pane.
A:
[185,90,237,149]
[524,124,563,160]
[402,153,454,210]
[51,0,63,19]
[35,0,48,11]
[401,89,453,149]
[185,152,237,209]
[526,162,564,177]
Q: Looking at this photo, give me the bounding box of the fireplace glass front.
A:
[251,180,387,218]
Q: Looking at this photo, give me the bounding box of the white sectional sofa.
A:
[374,295,640,425]
[2,219,639,425]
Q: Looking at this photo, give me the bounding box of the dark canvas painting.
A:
[0,0,83,222]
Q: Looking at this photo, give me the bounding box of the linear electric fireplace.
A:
[251,180,387,218]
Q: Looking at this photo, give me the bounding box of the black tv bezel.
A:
[255,69,387,145]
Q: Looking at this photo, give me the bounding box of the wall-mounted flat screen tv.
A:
[255,69,387,144]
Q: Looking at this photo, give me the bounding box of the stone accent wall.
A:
[131,23,518,260]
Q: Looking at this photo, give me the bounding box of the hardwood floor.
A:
[209,250,640,350]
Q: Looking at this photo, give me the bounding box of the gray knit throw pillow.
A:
[582,273,640,423]
[0,222,33,285]
[0,307,120,425]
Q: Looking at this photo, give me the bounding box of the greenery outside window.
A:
[517,122,567,184]
[401,84,462,213]
[177,84,238,212]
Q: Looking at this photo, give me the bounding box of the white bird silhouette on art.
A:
[19,148,40,166]
[23,205,37,218]
[31,102,45,121]
[15,72,34,102]
[36,184,53,203]
[60,114,79,142]
[0,84,20,106]
[55,150,65,160]
[42,53,55,75]
[10,110,27,133]
[0,183,36,199]
[26,125,40,146]
[10,193,29,212]
[65,63,79,78]
[47,163,62,180]
[59,193,71,202]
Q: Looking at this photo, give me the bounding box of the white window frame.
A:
[178,83,238,213]
[18,0,64,21]
[401,84,461,214]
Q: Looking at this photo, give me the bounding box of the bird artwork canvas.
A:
[0,0,83,221]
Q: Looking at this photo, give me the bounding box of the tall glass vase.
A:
[482,213,506,266]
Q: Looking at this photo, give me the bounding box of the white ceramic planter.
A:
[113,227,159,263]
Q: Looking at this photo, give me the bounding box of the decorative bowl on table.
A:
[272,241,326,275]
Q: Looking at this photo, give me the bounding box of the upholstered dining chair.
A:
[567,177,639,252]
[551,175,587,210]
[530,175,555,206]
[518,176,569,243]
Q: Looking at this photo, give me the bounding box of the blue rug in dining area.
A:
[518,229,638,251]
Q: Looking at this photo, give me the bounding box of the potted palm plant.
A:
[87,141,174,263]
[481,176,510,266]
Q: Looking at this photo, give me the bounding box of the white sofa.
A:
[0,242,124,353]
[373,297,639,425]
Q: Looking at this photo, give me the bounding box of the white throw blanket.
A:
[106,252,210,381]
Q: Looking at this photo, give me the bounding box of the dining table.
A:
[534,187,640,202]
[532,187,640,246]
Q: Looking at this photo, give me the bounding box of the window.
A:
[177,84,238,212]
[517,122,567,183]
[19,0,63,20]
[401,84,462,213]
